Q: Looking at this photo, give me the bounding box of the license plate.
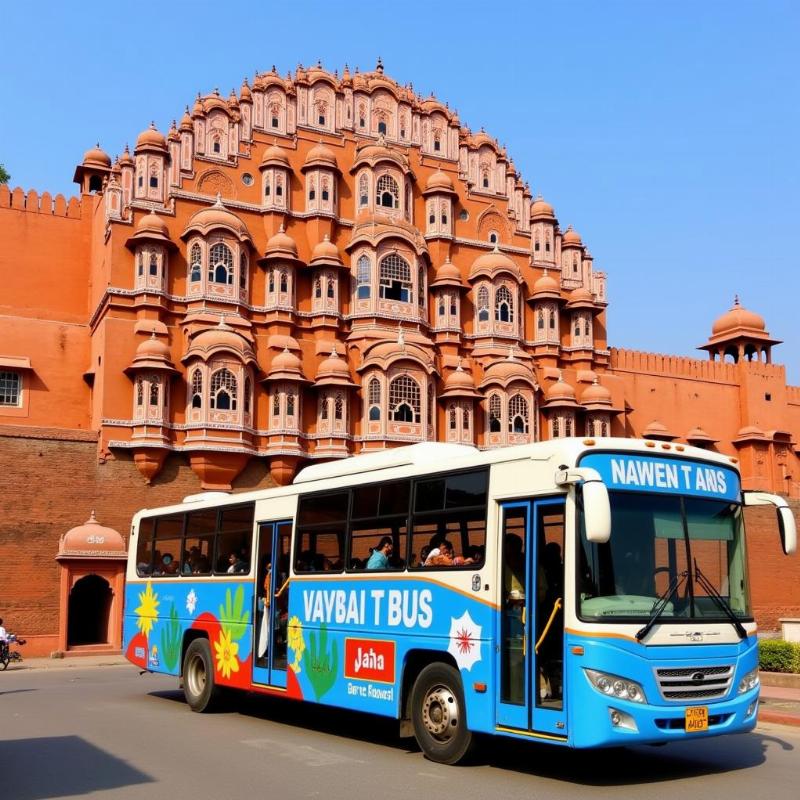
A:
[685,706,708,732]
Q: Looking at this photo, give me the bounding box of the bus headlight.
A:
[738,668,759,694]
[585,669,647,703]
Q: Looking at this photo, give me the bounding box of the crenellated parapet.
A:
[0,184,83,218]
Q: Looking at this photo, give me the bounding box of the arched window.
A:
[489,232,498,244]
[535,234,541,252]
[275,176,283,196]
[264,175,271,196]
[320,395,329,420]
[389,375,420,422]
[573,255,579,273]
[509,394,528,434]
[239,253,247,292]
[488,394,502,432]
[308,178,316,201]
[552,417,560,438]
[149,253,158,277]
[463,407,470,429]
[149,166,159,189]
[286,392,295,416]
[149,377,160,407]
[537,309,544,330]
[482,170,490,189]
[189,243,202,283]
[321,177,330,202]
[279,270,288,293]
[438,298,445,317]
[565,416,573,436]
[495,285,513,323]
[601,420,608,437]
[136,377,144,407]
[334,393,343,420]
[418,265,426,307]
[428,202,435,226]
[450,297,457,316]
[356,255,371,299]
[449,404,457,430]
[358,174,369,207]
[549,309,556,330]
[376,174,399,208]
[379,253,411,302]
[210,368,237,411]
[433,131,441,152]
[191,369,203,408]
[244,377,251,415]
[378,120,387,136]
[326,273,335,298]
[368,377,381,421]
[137,253,144,277]
[477,285,490,322]
[272,392,280,416]
[314,276,322,299]
[584,318,591,337]
[209,243,233,285]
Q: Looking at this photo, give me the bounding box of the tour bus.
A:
[123,438,796,764]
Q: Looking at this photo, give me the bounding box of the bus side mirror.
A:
[743,491,797,555]
[556,467,611,544]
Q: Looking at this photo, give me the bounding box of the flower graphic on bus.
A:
[287,615,305,674]
[186,589,198,615]
[214,628,240,679]
[134,582,160,636]
[447,610,482,672]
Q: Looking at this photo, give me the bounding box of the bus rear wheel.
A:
[182,639,221,713]
[411,662,474,765]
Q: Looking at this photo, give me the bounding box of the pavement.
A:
[5,655,800,729]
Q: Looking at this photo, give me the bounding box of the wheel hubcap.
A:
[422,684,459,742]
[188,653,206,696]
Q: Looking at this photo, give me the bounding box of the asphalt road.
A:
[1,665,798,800]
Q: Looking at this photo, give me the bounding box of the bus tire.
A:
[182,639,221,713]
[410,662,474,765]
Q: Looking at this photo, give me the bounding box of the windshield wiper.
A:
[692,560,747,640]
[635,570,688,642]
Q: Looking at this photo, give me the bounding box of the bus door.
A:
[496,498,566,738]
[252,520,292,689]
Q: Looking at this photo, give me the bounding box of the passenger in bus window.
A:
[227,552,246,574]
[504,534,525,600]
[366,536,393,570]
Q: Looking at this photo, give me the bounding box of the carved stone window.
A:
[210,368,237,411]
[379,253,411,302]
[389,375,420,423]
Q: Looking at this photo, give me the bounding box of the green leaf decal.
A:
[219,585,250,642]
[160,605,182,672]
[302,624,338,700]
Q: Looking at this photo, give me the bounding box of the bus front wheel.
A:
[410,662,474,764]
[182,639,221,713]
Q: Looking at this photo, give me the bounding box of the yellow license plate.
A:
[685,706,708,732]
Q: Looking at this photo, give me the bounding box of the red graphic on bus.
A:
[344,638,396,684]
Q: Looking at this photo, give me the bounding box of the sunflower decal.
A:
[134,582,160,636]
[214,628,240,679]
[287,615,305,674]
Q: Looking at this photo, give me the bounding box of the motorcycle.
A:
[0,634,26,669]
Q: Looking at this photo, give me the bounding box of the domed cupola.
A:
[699,296,781,364]
[73,143,112,193]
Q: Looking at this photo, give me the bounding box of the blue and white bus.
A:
[123,438,796,763]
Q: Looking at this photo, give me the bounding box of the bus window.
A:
[214,504,254,574]
[296,491,348,572]
[135,517,155,576]
[184,508,216,575]
[153,514,184,576]
[411,470,488,568]
[349,481,410,570]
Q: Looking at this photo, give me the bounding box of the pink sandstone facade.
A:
[1,61,798,655]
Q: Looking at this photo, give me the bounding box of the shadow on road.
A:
[148,686,796,782]
[1,735,155,800]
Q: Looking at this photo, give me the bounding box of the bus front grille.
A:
[654,665,734,702]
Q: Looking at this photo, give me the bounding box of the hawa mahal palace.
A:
[1,61,798,654]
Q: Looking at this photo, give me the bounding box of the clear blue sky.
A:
[2,1,798,381]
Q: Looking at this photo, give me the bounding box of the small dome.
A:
[546,375,577,403]
[642,420,677,441]
[265,347,309,383]
[480,353,536,389]
[126,210,174,250]
[566,286,594,309]
[532,269,560,298]
[309,235,342,266]
[59,512,126,559]
[125,333,177,374]
[303,141,338,171]
[441,365,480,398]
[180,107,193,131]
[424,169,455,194]
[82,144,111,169]
[734,424,768,442]
[240,79,253,103]
[264,225,299,259]
[137,336,170,359]
[581,378,612,407]
[183,320,256,364]
[530,195,555,220]
[561,225,582,246]
[711,298,766,336]
[315,347,355,386]
[118,145,134,167]
[261,144,290,168]
[686,426,718,444]
[135,122,167,152]
[431,257,463,287]
[182,196,251,242]
[469,246,520,282]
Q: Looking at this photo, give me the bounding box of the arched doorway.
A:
[67,575,112,646]
[56,511,127,656]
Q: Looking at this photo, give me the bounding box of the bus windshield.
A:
[578,491,751,622]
